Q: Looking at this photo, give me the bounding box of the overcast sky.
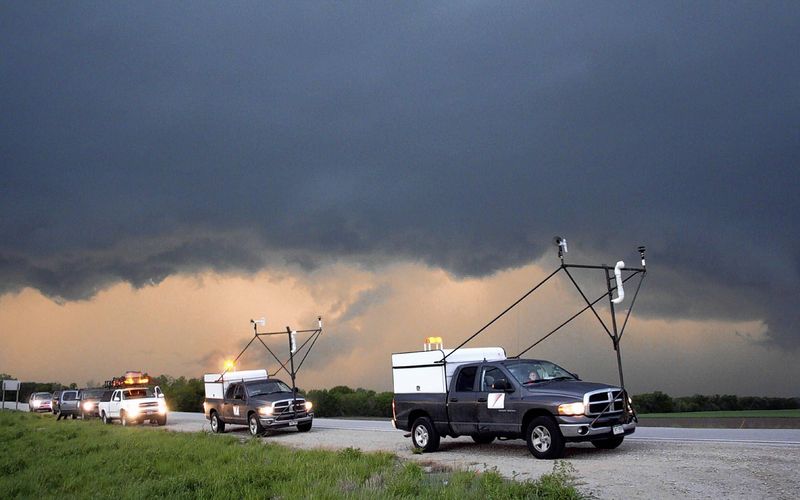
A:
[2,3,798,395]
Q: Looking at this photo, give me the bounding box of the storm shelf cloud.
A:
[1,3,799,347]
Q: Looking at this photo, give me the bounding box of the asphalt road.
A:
[5,402,800,445]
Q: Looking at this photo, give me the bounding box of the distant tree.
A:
[632,391,674,413]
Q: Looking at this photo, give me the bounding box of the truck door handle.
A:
[450,398,458,402]
[478,398,487,403]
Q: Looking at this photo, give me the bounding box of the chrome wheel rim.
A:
[249,417,258,435]
[211,416,218,432]
[414,425,429,448]
[532,425,551,452]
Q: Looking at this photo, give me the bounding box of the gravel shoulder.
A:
[206,424,799,500]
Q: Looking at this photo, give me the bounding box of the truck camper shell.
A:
[391,347,506,394]
[203,369,269,400]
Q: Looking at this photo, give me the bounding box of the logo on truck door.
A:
[488,393,505,409]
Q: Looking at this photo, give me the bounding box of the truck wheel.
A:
[156,415,167,427]
[592,436,624,449]
[248,413,264,437]
[297,421,312,432]
[526,416,565,459]
[101,411,111,424]
[472,434,495,445]
[411,416,440,452]
[121,411,131,427]
[210,412,225,433]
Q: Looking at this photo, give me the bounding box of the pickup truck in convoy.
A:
[98,386,167,426]
[203,370,313,437]
[392,347,636,459]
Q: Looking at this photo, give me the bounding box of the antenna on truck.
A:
[217,316,324,408]
[442,238,647,410]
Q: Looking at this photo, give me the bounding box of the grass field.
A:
[0,411,581,499]
[639,409,800,418]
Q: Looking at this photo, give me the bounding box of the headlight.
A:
[259,406,274,416]
[557,402,585,416]
[127,407,140,417]
[304,401,313,411]
[83,402,93,411]
[158,401,168,414]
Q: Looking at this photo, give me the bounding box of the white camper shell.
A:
[391,347,506,394]
[203,369,269,400]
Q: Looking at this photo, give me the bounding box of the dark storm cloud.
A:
[2,3,799,344]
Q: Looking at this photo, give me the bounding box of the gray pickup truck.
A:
[204,378,313,436]
[393,358,636,459]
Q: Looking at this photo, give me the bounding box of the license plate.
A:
[288,420,297,426]
[613,425,624,435]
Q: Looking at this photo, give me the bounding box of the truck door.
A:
[476,364,519,433]
[447,366,479,435]
[110,390,122,417]
[224,384,246,424]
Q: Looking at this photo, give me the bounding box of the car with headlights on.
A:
[28,392,52,413]
[392,349,637,459]
[203,372,313,436]
[98,386,167,426]
[79,388,106,419]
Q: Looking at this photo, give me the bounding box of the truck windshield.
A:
[505,360,577,385]
[82,389,105,399]
[246,380,292,396]
[124,388,155,399]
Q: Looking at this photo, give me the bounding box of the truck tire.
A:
[411,416,440,453]
[592,436,624,449]
[297,421,312,432]
[101,411,111,424]
[156,415,167,426]
[471,434,495,445]
[210,412,225,433]
[248,413,264,437]
[121,411,132,427]
[526,416,565,459]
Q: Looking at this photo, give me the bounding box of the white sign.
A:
[2,380,20,391]
[233,406,240,416]
[487,393,505,409]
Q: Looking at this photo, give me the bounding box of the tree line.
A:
[4,373,797,416]
[632,391,800,414]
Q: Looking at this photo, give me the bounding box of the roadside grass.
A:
[0,411,582,499]
[639,409,800,418]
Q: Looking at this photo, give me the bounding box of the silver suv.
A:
[56,390,80,420]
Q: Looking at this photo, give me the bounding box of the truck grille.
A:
[139,402,159,408]
[584,389,625,415]
[272,399,306,415]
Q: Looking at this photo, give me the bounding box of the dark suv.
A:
[79,388,106,419]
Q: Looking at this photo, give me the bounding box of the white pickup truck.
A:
[98,386,167,426]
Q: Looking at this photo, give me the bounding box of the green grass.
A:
[639,409,800,418]
[0,411,582,499]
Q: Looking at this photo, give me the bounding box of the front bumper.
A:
[129,409,167,421]
[558,414,636,441]
[259,412,313,429]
